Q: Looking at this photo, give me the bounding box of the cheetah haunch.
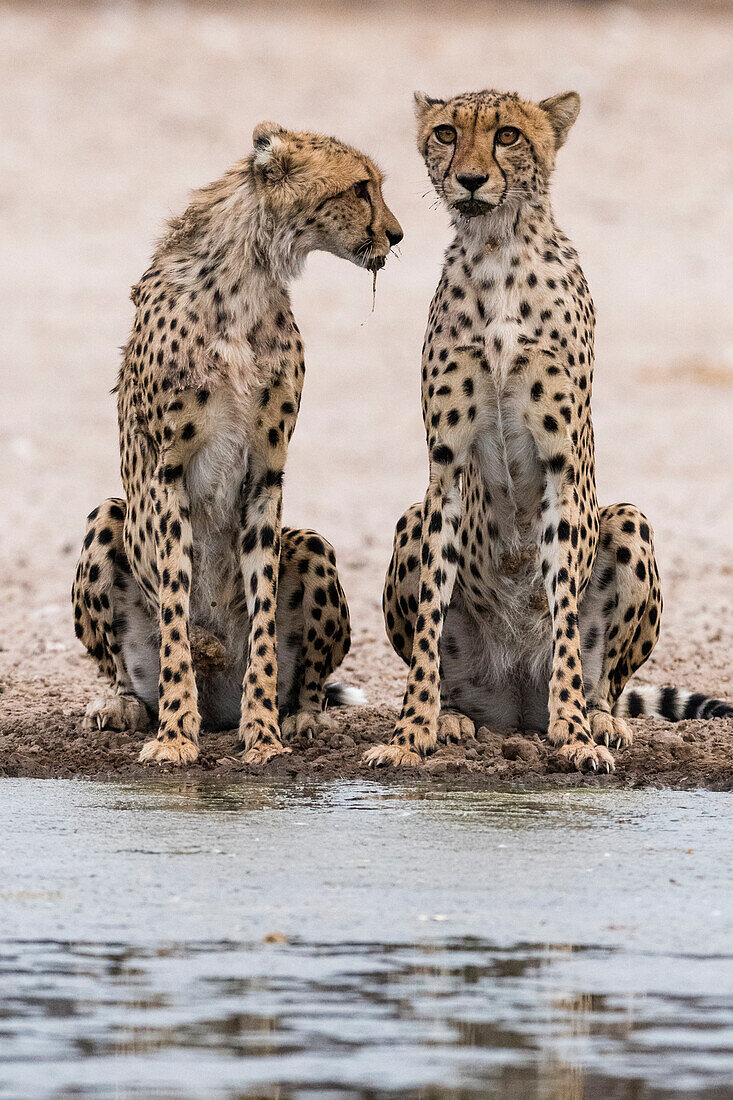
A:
[369,88,732,773]
[73,123,402,765]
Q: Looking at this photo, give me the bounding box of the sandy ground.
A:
[1,0,732,786]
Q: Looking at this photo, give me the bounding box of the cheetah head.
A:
[250,122,403,272]
[414,89,580,222]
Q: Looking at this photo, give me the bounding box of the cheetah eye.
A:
[353,180,369,201]
[496,126,520,146]
[434,125,457,145]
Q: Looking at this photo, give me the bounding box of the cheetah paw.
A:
[590,710,633,750]
[438,710,475,743]
[558,738,615,773]
[363,742,423,768]
[84,692,150,733]
[239,740,292,765]
[282,710,338,740]
[138,732,199,765]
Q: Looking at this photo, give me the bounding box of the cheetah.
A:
[367,88,732,773]
[73,122,402,766]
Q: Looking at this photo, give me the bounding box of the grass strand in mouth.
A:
[360,268,378,327]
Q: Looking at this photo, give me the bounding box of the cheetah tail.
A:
[324,682,367,708]
[615,684,733,721]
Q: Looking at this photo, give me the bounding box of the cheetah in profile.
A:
[368,88,732,772]
[73,123,402,765]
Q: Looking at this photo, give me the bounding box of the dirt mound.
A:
[2,705,732,790]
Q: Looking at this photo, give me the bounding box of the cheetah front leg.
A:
[365,469,463,767]
[237,434,292,765]
[380,501,476,748]
[138,462,200,765]
[365,348,483,767]
[525,375,614,773]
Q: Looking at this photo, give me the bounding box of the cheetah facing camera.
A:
[73,124,402,765]
[368,88,732,773]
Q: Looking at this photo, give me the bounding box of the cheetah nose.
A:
[456,172,489,195]
[386,227,403,247]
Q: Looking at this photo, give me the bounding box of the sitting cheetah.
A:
[368,88,732,773]
[73,122,402,765]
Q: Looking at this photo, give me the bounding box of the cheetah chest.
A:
[458,258,547,620]
[461,392,546,618]
[182,389,251,647]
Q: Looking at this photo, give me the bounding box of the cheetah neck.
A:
[132,170,311,401]
[452,197,556,258]
[157,168,306,331]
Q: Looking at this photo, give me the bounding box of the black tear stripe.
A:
[365,188,376,239]
[490,115,509,204]
[442,140,457,192]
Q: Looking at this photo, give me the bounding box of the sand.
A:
[1,0,732,786]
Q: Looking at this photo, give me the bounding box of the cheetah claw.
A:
[590,709,634,750]
[84,692,150,733]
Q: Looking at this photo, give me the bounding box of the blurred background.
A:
[1,0,732,729]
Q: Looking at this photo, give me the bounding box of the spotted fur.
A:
[367,88,730,773]
[73,123,402,765]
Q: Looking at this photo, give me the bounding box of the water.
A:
[1,779,732,1098]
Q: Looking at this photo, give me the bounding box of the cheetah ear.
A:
[538,92,581,150]
[413,91,446,120]
[252,121,291,177]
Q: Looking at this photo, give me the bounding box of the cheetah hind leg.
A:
[277,528,353,746]
[73,497,153,738]
[579,502,662,760]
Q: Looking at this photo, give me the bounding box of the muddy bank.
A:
[2,704,732,790]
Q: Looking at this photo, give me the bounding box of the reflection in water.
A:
[2,937,732,1098]
[2,780,732,1098]
[106,776,621,823]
